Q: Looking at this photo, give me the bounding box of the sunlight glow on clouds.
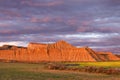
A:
[0,41,28,47]
[58,33,119,39]
[0,0,120,53]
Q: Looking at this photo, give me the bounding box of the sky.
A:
[0,0,120,54]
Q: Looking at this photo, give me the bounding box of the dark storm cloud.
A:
[0,0,120,53]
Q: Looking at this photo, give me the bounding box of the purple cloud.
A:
[0,0,120,54]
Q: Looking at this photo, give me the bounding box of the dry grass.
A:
[0,62,120,80]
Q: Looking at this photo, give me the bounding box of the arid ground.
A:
[0,61,120,80]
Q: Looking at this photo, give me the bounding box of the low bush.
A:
[45,63,120,75]
[45,63,66,70]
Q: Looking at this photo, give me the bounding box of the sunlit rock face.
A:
[28,42,48,49]
[97,52,120,61]
[0,40,119,62]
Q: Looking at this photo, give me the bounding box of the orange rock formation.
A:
[115,54,120,58]
[97,52,120,61]
[0,40,119,62]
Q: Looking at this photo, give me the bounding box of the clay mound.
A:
[83,47,102,61]
[115,54,120,58]
[97,52,120,61]
[48,40,75,49]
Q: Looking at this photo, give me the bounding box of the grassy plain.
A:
[0,62,120,80]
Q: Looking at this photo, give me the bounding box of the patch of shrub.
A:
[45,63,66,70]
[105,68,120,75]
[44,63,120,75]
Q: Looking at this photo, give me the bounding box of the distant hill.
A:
[0,45,26,50]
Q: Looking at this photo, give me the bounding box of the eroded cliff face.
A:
[97,52,120,61]
[27,40,99,62]
[0,40,119,62]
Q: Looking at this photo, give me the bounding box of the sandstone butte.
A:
[0,40,119,63]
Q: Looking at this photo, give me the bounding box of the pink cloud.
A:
[76,21,93,32]
[0,30,17,34]
[76,27,89,32]
[30,16,52,23]
[0,41,28,47]
[66,18,78,26]
[21,0,63,7]
[30,16,65,23]
[0,9,21,17]
[54,17,63,22]
[81,21,92,26]
[0,23,10,27]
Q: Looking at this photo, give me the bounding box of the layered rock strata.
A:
[0,40,119,62]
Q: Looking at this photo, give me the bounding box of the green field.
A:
[0,62,120,80]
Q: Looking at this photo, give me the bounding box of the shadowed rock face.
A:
[0,45,16,50]
[0,40,119,62]
[115,54,120,58]
[0,45,26,50]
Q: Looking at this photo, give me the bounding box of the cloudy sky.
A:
[0,0,120,54]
